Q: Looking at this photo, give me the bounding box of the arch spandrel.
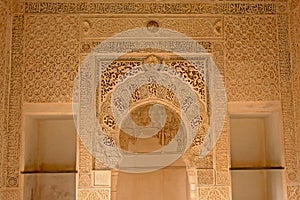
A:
[96,52,211,169]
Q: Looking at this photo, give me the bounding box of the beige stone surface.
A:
[116,167,188,200]
[0,0,299,199]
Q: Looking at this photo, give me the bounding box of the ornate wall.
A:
[0,0,299,199]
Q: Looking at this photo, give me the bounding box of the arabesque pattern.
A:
[0,0,299,199]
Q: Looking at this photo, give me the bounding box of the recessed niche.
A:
[23,116,77,172]
[23,173,76,200]
[230,113,283,168]
[116,167,188,200]
[231,170,283,200]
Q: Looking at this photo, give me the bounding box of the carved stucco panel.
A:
[290,4,300,178]
[78,188,110,200]
[20,2,277,15]
[23,14,79,103]
[0,1,10,189]
[278,13,299,184]
[288,185,300,200]
[78,173,93,189]
[5,14,24,189]
[215,117,230,186]
[198,186,230,200]
[0,189,20,200]
[79,141,93,174]
[224,15,280,101]
[197,169,215,186]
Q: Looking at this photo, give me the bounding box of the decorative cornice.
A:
[20,2,278,15]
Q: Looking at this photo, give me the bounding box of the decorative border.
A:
[0,1,11,189]
[6,14,24,188]
[22,2,277,15]
[81,40,214,54]
[277,14,299,183]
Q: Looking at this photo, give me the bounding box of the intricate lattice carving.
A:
[23,14,79,103]
[225,15,280,101]
[197,169,214,186]
[0,189,19,200]
[99,58,208,104]
[95,53,211,171]
[288,185,300,200]
[79,141,93,173]
[99,60,142,102]
[165,59,207,103]
[78,189,110,200]
[183,150,213,169]
[198,186,230,200]
[78,173,92,188]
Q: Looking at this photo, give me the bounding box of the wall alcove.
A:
[115,157,189,200]
[21,104,78,200]
[229,102,285,200]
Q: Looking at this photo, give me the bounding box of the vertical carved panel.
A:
[23,14,79,103]
[5,14,24,190]
[278,14,299,184]
[0,1,10,189]
[215,117,230,186]
[290,5,300,185]
[79,141,93,174]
